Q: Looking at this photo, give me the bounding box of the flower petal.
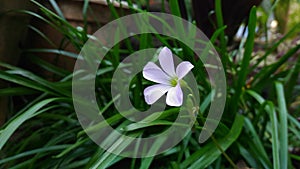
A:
[176,61,194,79]
[166,83,183,106]
[143,62,170,84]
[144,84,171,105]
[158,47,176,76]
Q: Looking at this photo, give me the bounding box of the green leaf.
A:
[168,0,181,17]
[89,129,139,169]
[215,0,228,66]
[29,56,70,77]
[230,7,256,114]
[140,136,168,169]
[0,63,71,97]
[0,145,69,164]
[0,98,60,150]
[253,44,300,87]
[24,48,80,60]
[251,23,300,71]
[243,117,272,169]
[275,82,288,169]
[122,120,178,132]
[49,0,66,20]
[181,114,244,168]
[265,101,280,169]
[0,87,38,96]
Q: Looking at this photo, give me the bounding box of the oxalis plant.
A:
[143,47,194,107]
[0,0,299,169]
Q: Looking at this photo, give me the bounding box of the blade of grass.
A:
[246,88,290,168]
[29,56,70,77]
[181,114,244,168]
[19,9,56,28]
[253,43,300,87]
[0,145,69,164]
[122,120,184,131]
[27,25,57,48]
[243,117,272,169]
[0,63,71,97]
[199,89,215,113]
[30,0,70,26]
[24,48,81,60]
[215,0,228,66]
[140,136,168,169]
[106,0,133,52]
[168,0,181,17]
[54,137,90,158]
[82,0,89,32]
[90,129,139,169]
[275,82,288,169]
[0,70,54,95]
[288,114,300,129]
[195,26,227,91]
[230,7,257,115]
[251,23,300,71]
[31,0,86,50]
[0,87,38,96]
[0,98,61,150]
[49,0,66,20]
[284,54,300,102]
[238,6,256,85]
[238,143,259,168]
[265,101,280,169]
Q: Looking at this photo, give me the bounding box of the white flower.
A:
[142,47,194,107]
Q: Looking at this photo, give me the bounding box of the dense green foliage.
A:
[0,0,299,168]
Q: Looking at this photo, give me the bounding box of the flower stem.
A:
[182,79,237,168]
[210,135,238,169]
[197,109,237,169]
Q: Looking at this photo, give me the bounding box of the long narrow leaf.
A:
[266,101,280,169]
[181,114,244,168]
[0,98,60,150]
[230,7,257,114]
[275,82,288,169]
[253,44,300,86]
[0,145,69,164]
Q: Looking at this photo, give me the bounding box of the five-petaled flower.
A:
[142,47,194,107]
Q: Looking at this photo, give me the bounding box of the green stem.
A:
[197,111,237,169]
[182,79,236,168]
[210,135,237,169]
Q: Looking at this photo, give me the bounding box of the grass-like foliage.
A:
[0,0,299,168]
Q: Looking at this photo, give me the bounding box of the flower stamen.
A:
[170,77,178,87]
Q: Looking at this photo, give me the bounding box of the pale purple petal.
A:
[144,84,171,104]
[166,83,183,106]
[158,47,176,76]
[143,62,170,84]
[176,61,194,79]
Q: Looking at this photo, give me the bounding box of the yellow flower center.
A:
[170,77,178,87]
